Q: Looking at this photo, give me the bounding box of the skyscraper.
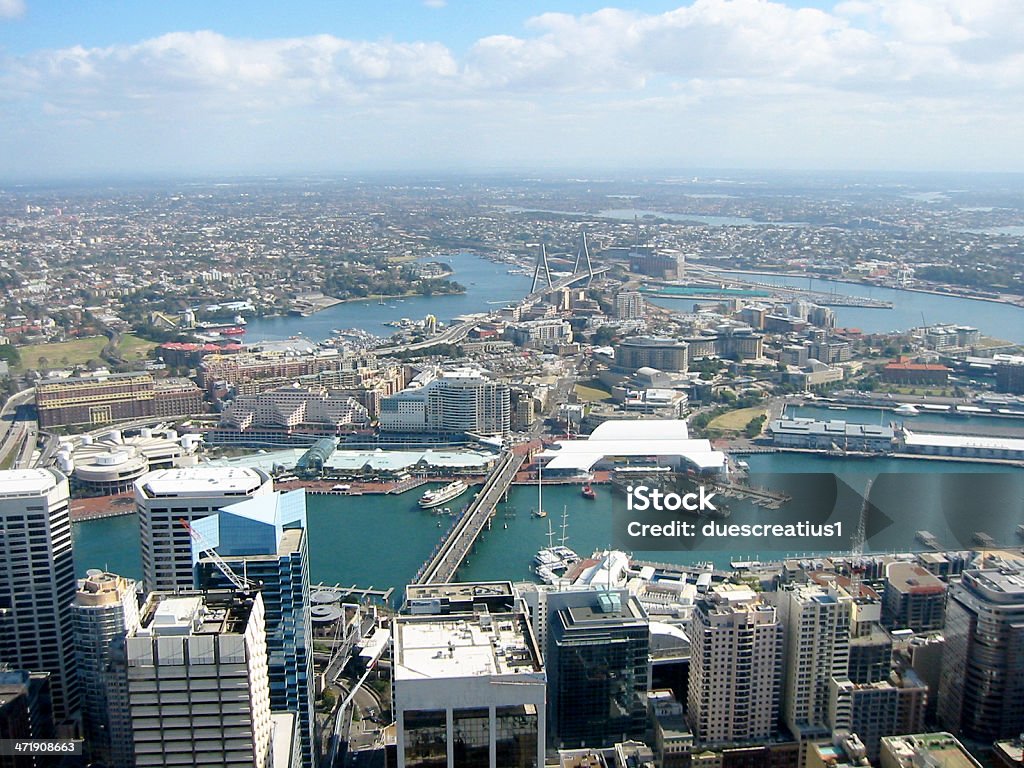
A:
[778,584,851,741]
[393,589,546,768]
[547,591,650,749]
[193,489,315,767]
[0,469,78,721]
[938,568,1024,741]
[687,585,783,745]
[71,570,140,766]
[121,590,273,767]
[135,466,273,592]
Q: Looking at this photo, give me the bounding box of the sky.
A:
[0,0,1022,180]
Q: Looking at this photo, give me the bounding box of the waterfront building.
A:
[210,384,369,446]
[392,595,546,768]
[35,372,155,428]
[937,568,1024,741]
[881,361,950,386]
[379,368,511,437]
[778,584,851,742]
[768,420,894,452]
[547,591,649,749]
[135,466,274,593]
[879,733,980,768]
[614,336,689,373]
[539,419,727,478]
[882,563,946,632]
[0,469,78,721]
[121,590,273,768]
[687,585,783,745]
[993,355,1024,394]
[192,490,316,767]
[71,571,140,766]
[899,430,1024,461]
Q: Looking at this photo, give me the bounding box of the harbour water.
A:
[648,270,1024,342]
[241,253,1024,345]
[72,456,1024,599]
[244,252,532,343]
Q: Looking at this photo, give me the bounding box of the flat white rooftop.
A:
[136,466,270,498]
[0,468,62,497]
[395,613,540,680]
[903,430,1024,452]
[540,437,725,472]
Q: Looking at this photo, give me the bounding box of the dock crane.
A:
[179,518,258,592]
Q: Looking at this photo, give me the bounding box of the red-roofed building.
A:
[882,358,950,385]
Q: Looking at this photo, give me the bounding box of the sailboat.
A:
[532,506,580,583]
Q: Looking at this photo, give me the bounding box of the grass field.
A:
[707,406,768,432]
[16,336,107,371]
[574,380,613,402]
[118,333,159,361]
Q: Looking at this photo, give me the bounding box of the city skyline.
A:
[1,0,1023,179]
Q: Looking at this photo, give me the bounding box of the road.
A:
[416,449,526,584]
[0,389,37,469]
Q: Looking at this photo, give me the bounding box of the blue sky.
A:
[0,0,1021,179]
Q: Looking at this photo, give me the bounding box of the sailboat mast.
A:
[560,506,569,547]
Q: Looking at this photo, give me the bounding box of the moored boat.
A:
[418,480,468,509]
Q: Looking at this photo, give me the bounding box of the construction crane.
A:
[179,518,258,592]
[849,478,872,597]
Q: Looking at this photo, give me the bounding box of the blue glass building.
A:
[192,489,316,767]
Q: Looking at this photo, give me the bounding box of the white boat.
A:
[532,508,580,583]
[893,404,920,416]
[418,480,468,509]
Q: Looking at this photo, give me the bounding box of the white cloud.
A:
[0,0,25,19]
[0,0,1022,175]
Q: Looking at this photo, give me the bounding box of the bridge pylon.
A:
[573,231,594,284]
[531,243,553,293]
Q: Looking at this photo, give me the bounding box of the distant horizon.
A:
[5,165,1024,190]
[1,1,1021,180]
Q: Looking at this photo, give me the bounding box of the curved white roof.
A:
[589,419,689,442]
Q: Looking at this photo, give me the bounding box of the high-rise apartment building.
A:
[687,585,783,745]
[193,489,316,767]
[547,591,650,750]
[614,291,646,320]
[938,568,1024,741]
[882,563,946,632]
[380,368,511,436]
[72,571,140,766]
[121,590,273,767]
[0,469,78,721]
[393,594,546,768]
[135,466,273,592]
[778,584,851,741]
